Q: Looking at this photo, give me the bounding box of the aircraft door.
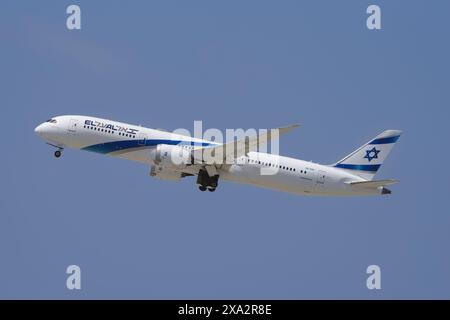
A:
[316,170,326,187]
[138,133,148,146]
[68,119,79,135]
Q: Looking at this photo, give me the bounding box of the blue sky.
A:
[0,0,449,299]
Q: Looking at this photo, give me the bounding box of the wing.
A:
[192,124,300,165]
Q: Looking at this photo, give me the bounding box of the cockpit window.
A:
[46,119,57,123]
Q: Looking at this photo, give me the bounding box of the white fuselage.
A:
[35,115,383,196]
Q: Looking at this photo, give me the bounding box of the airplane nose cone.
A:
[34,124,44,136]
[34,122,61,142]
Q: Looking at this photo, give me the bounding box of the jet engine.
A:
[149,144,193,168]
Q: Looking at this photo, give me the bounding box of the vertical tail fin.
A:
[331,130,402,180]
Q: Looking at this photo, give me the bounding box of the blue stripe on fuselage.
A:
[82,139,213,154]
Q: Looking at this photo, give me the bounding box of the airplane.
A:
[34,115,402,196]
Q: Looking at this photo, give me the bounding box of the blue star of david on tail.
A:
[364,147,380,162]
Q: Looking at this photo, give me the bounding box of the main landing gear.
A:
[197,169,219,193]
[198,186,216,192]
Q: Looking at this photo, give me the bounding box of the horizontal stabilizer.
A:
[347,179,399,188]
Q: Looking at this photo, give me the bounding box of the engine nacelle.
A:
[149,144,192,168]
[150,165,182,181]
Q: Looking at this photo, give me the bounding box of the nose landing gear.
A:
[47,143,64,159]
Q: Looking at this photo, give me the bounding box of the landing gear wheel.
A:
[207,187,216,192]
[54,150,62,158]
[199,186,207,192]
